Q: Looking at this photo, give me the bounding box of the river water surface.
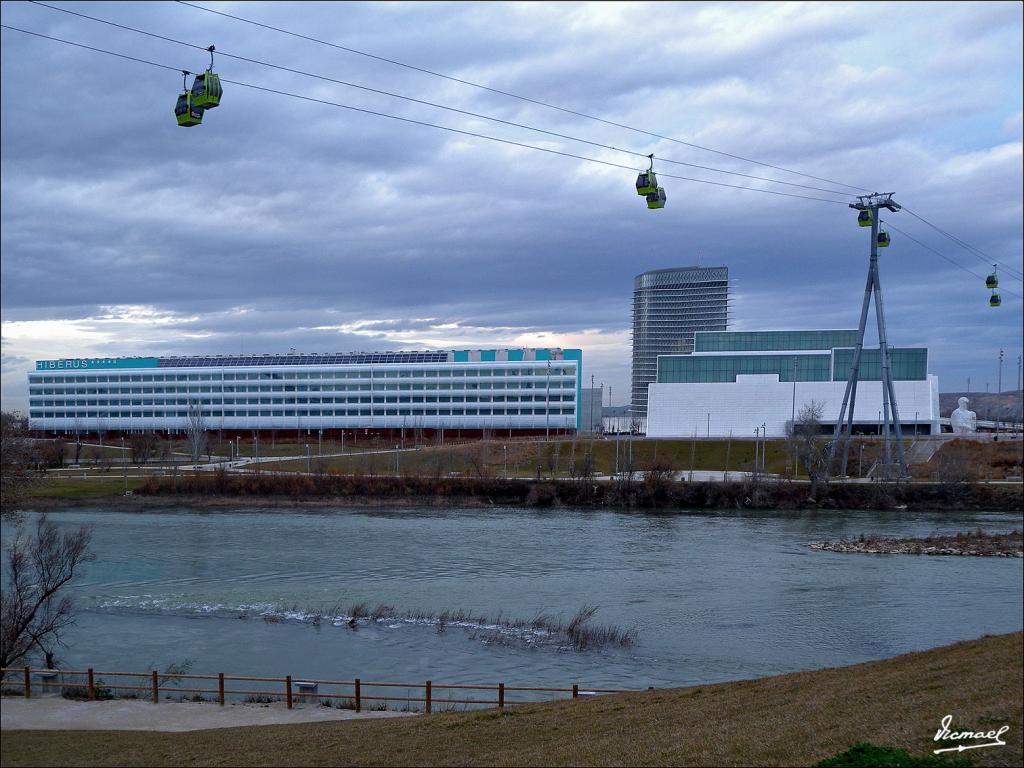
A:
[8,506,1022,692]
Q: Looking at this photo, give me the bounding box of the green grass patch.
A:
[27,476,147,499]
[816,743,972,767]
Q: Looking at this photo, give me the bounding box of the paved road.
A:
[1,697,414,732]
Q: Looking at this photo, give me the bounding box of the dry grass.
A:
[253,437,795,478]
[812,529,1023,556]
[911,439,1024,481]
[3,633,1021,767]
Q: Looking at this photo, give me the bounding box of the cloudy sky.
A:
[2,0,1022,412]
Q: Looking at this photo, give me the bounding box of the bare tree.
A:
[130,431,160,465]
[2,412,40,515]
[548,441,562,478]
[464,443,490,479]
[46,440,67,470]
[1,514,93,669]
[787,400,830,495]
[185,401,208,464]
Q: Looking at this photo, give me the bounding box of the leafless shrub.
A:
[1,412,39,514]
[787,400,830,494]
[1,514,93,669]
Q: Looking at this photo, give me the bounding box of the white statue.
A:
[950,396,977,434]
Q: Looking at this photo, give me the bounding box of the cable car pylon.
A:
[828,192,909,481]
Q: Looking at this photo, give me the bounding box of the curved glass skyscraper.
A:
[631,266,730,417]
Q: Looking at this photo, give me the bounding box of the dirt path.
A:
[0,697,414,732]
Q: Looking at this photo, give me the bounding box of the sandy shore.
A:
[0,697,415,732]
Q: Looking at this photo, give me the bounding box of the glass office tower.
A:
[631,266,729,417]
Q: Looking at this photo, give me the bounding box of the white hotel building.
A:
[27,348,582,436]
[645,330,940,438]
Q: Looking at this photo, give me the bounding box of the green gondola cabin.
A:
[175,92,203,127]
[636,171,658,196]
[857,209,873,227]
[646,187,667,209]
[876,230,890,247]
[191,70,222,109]
[990,293,1001,307]
[986,274,998,289]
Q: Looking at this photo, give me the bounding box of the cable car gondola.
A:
[175,70,203,127]
[636,154,658,196]
[987,265,1001,307]
[646,187,666,209]
[857,209,873,227]
[876,230,890,248]
[191,46,222,109]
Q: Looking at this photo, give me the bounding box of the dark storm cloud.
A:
[2,1,1022,411]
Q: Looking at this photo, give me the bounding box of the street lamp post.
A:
[545,359,551,441]
[791,357,799,427]
[590,374,595,435]
[914,411,919,437]
[1018,354,1023,431]
[503,444,507,479]
[120,435,127,493]
[997,349,1004,434]
[305,444,310,474]
[761,423,767,473]
[859,443,865,477]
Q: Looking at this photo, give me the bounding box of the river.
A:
[6,506,1022,695]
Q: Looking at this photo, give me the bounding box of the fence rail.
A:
[1,666,638,713]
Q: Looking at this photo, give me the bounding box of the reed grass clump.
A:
[252,600,638,650]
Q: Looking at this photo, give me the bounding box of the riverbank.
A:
[3,632,1021,767]
[810,529,1023,557]
[26,473,1023,512]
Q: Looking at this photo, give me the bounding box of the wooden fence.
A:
[1,666,636,713]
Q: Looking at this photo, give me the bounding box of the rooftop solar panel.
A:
[155,352,451,368]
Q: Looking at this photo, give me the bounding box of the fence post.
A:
[24,666,31,699]
[151,671,159,703]
[88,668,95,701]
[218,673,225,706]
[354,678,361,713]
[286,675,293,709]
[572,684,578,700]
[425,680,431,714]
[498,683,504,709]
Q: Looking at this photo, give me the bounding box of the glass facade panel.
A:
[832,348,928,381]
[694,330,860,352]
[658,354,832,383]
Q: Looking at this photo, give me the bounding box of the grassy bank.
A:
[26,476,147,499]
[129,472,1024,512]
[3,632,1020,767]
[254,438,797,477]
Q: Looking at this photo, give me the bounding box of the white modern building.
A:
[646,330,940,438]
[27,348,582,436]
